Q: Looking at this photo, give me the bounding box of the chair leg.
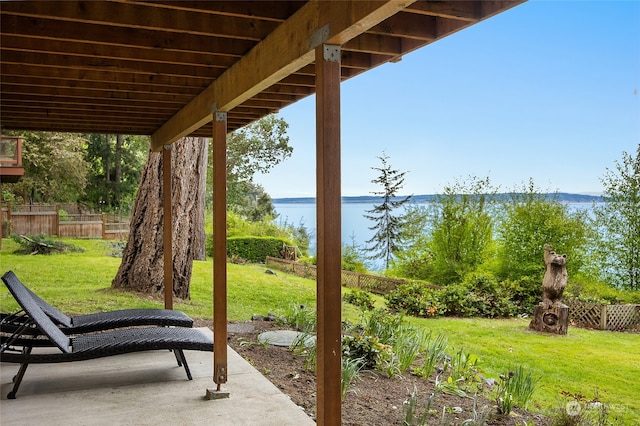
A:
[8,347,32,399]
[171,349,183,367]
[175,350,192,380]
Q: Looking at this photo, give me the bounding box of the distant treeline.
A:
[273,193,604,204]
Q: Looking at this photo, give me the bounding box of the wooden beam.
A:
[162,145,173,310]
[0,14,255,57]
[151,0,416,150]
[212,111,228,388]
[1,1,277,41]
[0,92,179,110]
[0,76,201,101]
[404,0,480,21]
[315,43,342,426]
[0,63,209,94]
[0,34,238,69]
[0,49,226,80]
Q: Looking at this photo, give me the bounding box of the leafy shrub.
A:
[342,333,392,369]
[58,209,70,221]
[343,289,375,310]
[436,273,517,318]
[565,275,640,304]
[385,282,441,317]
[501,276,541,314]
[206,235,289,262]
[11,233,84,255]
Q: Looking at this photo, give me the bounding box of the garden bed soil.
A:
[198,319,550,425]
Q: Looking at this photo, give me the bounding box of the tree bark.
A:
[112,137,207,299]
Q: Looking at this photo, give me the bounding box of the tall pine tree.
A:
[363,153,412,270]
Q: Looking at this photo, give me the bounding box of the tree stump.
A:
[529,303,569,335]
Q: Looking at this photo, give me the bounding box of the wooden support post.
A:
[212,110,228,389]
[162,145,173,310]
[315,43,342,426]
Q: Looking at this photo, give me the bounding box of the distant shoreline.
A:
[273,193,604,204]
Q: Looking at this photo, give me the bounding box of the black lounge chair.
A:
[0,273,214,399]
[1,270,194,336]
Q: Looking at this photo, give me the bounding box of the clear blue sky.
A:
[257,0,640,199]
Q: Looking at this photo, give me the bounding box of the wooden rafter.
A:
[1,1,525,136]
[150,0,417,149]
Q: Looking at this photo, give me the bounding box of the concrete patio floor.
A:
[0,328,315,426]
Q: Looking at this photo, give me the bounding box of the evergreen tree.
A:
[592,144,640,290]
[363,153,412,270]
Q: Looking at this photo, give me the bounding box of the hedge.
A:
[207,234,289,263]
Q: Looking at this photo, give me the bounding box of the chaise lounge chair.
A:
[1,270,194,337]
[0,273,214,399]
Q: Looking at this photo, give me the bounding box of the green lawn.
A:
[1,237,638,423]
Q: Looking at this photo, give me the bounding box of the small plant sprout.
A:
[494,365,539,415]
[415,332,448,380]
[341,357,364,401]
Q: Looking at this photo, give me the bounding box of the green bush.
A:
[385,282,441,317]
[343,289,375,310]
[565,275,640,304]
[342,333,391,369]
[206,235,289,263]
[501,276,541,314]
[436,273,517,318]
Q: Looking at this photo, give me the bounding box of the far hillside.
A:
[273,192,604,204]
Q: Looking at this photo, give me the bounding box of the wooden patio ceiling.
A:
[0,0,524,147]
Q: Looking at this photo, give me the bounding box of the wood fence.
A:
[1,203,129,240]
[265,256,440,295]
[567,299,640,332]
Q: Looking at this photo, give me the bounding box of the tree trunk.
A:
[112,137,207,299]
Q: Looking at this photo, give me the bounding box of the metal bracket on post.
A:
[205,364,230,400]
[163,144,172,151]
[215,111,227,122]
[323,44,340,63]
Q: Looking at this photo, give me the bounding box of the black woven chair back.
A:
[2,271,72,326]
[2,271,71,353]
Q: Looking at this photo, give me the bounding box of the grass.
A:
[1,237,639,423]
[406,316,640,423]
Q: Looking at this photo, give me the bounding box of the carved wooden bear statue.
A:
[541,244,567,307]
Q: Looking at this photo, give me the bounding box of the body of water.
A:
[273,201,597,261]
